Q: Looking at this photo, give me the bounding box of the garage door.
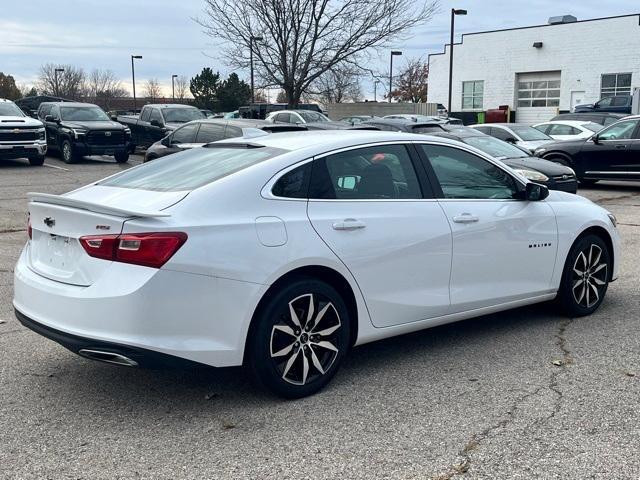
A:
[516,72,560,124]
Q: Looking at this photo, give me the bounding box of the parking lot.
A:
[0,155,639,479]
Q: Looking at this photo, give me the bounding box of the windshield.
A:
[583,122,603,133]
[299,111,328,122]
[0,102,25,117]
[464,135,529,159]
[162,108,205,123]
[509,125,552,141]
[60,106,109,121]
[99,146,287,192]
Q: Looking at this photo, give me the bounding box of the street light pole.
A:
[389,51,402,103]
[54,68,65,97]
[448,8,467,114]
[249,35,264,104]
[172,74,178,100]
[131,55,142,113]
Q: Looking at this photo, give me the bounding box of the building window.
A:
[517,80,560,108]
[601,73,632,98]
[462,81,483,110]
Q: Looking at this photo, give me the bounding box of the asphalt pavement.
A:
[0,154,638,479]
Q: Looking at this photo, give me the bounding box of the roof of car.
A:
[39,102,99,108]
[143,104,199,109]
[215,129,459,151]
[534,120,598,127]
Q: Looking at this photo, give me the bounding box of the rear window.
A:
[99,146,287,192]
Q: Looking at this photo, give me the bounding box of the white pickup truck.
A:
[0,98,47,166]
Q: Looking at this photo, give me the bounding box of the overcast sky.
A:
[1,0,637,99]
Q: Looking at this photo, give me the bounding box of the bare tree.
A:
[275,90,288,104]
[312,66,363,105]
[144,78,162,101]
[197,0,439,107]
[37,64,86,99]
[87,69,128,110]
[389,58,428,103]
[174,75,190,100]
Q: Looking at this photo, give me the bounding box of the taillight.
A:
[79,232,187,268]
[27,214,32,239]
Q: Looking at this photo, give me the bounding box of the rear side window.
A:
[310,145,422,200]
[99,146,287,192]
[196,123,226,142]
[272,163,311,198]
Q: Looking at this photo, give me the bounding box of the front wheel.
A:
[28,155,45,166]
[247,278,351,398]
[114,152,129,163]
[557,234,611,317]
[61,139,78,164]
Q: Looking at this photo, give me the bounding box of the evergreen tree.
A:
[189,68,221,110]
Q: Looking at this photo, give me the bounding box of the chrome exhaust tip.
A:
[78,349,138,367]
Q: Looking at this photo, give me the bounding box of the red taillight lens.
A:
[27,214,32,240]
[79,232,187,268]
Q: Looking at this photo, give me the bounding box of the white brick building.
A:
[427,14,640,123]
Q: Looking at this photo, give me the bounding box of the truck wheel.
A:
[114,152,129,163]
[28,155,45,166]
[61,140,78,164]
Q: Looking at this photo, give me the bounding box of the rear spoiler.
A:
[27,192,171,218]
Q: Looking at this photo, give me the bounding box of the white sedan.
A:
[14,130,620,398]
[533,120,602,141]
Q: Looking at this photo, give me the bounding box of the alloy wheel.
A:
[63,143,72,162]
[269,293,342,386]
[572,244,608,308]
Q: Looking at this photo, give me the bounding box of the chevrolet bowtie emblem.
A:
[43,217,55,228]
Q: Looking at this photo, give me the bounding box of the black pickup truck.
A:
[37,102,131,163]
[116,104,205,150]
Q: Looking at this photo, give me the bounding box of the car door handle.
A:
[332,219,366,230]
[614,144,628,149]
[452,213,479,223]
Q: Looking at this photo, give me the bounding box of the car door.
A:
[417,143,558,312]
[306,143,453,327]
[166,122,200,153]
[578,118,639,177]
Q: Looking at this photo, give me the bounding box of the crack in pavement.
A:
[432,318,575,479]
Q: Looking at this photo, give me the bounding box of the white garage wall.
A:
[428,14,640,120]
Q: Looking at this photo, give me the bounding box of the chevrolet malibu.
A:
[14,130,620,398]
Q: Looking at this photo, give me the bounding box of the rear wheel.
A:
[247,277,350,398]
[114,152,129,163]
[557,234,610,317]
[61,139,78,164]
[28,155,45,166]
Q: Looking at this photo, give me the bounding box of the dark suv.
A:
[573,95,632,114]
[38,102,131,163]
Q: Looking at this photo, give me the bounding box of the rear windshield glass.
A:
[99,146,287,192]
[509,126,551,141]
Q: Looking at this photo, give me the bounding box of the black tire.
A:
[557,234,611,317]
[61,139,78,164]
[28,155,45,166]
[143,154,157,163]
[247,277,351,399]
[114,152,129,163]
[579,178,599,187]
[543,154,571,168]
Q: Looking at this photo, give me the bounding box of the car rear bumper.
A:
[13,246,264,367]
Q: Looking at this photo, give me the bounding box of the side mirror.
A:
[110,114,118,121]
[44,115,54,122]
[161,136,172,147]
[525,182,549,201]
[592,134,600,144]
[505,137,517,144]
[150,119,163,128]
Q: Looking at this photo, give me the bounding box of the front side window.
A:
[509,125,551,141]
[421,144,519,200]
[171,123,199,144]
[298,111,329,122]
[463,135,529,159]
[597,119,639,141]
[310,145,422,200]
[491,128,514,141]
[462,81,483,110]
[140,108,151,122]
[601,73,632,98]
[39,104,52,118]
[149,109,164,125]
